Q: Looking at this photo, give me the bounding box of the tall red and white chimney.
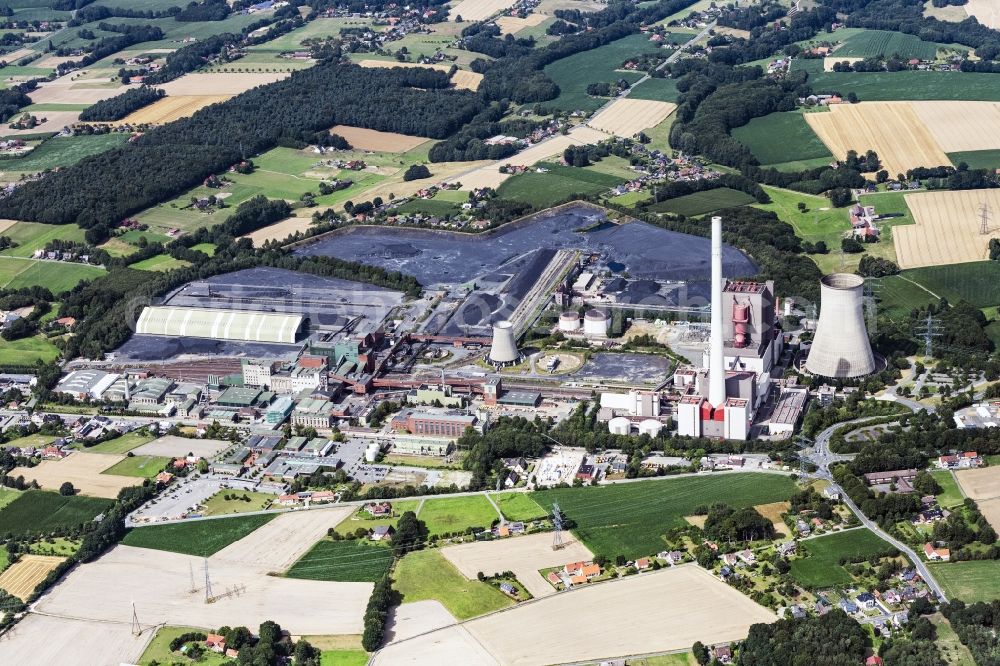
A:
[708,215,726,407]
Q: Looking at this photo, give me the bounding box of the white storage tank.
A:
[608,416,631,435]
[638,419,663,437]
[365,442,381,462]
[583,309,609,337]
[558,311,581,332]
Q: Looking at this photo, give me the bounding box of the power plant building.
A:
[805,273,876,378]
[676,216,764,441]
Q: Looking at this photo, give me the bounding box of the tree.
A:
[393,511,428,555]
[402,164,432,181]
[59,481,75,496]
[830,187,853,207]
[692,641,710,665]
[913,470,942,496]
[841,237,864,253]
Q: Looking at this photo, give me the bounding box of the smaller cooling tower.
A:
[805,273,876,378]
[489,320,520,366]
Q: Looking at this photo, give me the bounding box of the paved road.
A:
[808,412,948,602]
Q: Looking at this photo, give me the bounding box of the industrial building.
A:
[805,273,876,378]
[391,409,478,439]
[719,280,781,375]
[55,370,121,401]
[600,390,661,419]
[676,217,758,440]
[136,306,304,344]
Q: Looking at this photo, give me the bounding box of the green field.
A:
[543,34,667,112]
[629,77,681,102]
[101,455,170,479]
[129,254,192,272]
[805,70,1000,101]
[929,560,1000,603]
[535,473,797,559]
[0,334,60,365]
[947,149,1000,172]
[0,134,127,173]
[320,651,368,666]
[732,111,833,168]
[1,221,89,258]
[493,492,547,522]
[286,539,393,582]
[789,528,894,588]
[2,259,105,292]
[931,470,965,509]
[333,500,420,536]
[83,431,155,454]
[901,261,1000,309]
[190,242,216,256]
[834,29,953,60]
[396,198,462,217]
[648,188,756,216]
[418,494,500,536]
[0,490,113,538]
[875,274,938,319]
[0,487,19,512]
[137,626,228,666]
[122,514,275,557]
[393,549,513,620]
[199,490,275,516]
[497,163,623,208]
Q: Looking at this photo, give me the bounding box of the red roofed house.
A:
[866,656,883,666]
[923,543,950,561]
[635,557,651,570]
[205,634,226,653]
[155,471,174,485]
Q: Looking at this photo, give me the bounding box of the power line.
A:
[204,558,214,604]
[915,311,944,358]
[980,201,991,236]
[551,501,564,551]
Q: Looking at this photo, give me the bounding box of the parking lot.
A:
[128,476,284,524]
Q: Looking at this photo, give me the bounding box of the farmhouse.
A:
[372,525,395,542]
[923,543,950,561]
[935,452,982,469]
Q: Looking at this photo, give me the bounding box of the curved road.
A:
[808,410,948,602]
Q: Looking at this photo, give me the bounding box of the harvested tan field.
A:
[357,59,451,73]
[36,545,371,635]
[823,56,863,71]
[28,81,122,105]
[449,0,516,21]
[0,110,80,137]
[385,600,457,644]
[1,48,35,63]
[587,98,676,137]
[330,125,430,152]
[9,452,141,498]
[495,13,548,34]
[911,101,1000,152]
[956,466,1000,530]
[0,614,149,666]
[131,435,230,458]
[35,55,82,68]
[451,69,484,91]
[0,554,64,600]
[715,26,751,39]
[441,532,593,598]
[0,219,19,234]
[210,506,355,573]
[755,501,791,537]
[339,158,492,207]
[157,72,288,96]
[466,565,775,664]
[965,0,999,28]
[804,102,950,176]
[684,515,707,528]
[373,625,499,665]
[955,466,1000,501]
[244,215,315,246]
[375,565,775,665]
[897,189,1000,268]
[978,498,1000,532]
[117,95,231,125]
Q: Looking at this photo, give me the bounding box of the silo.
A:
[608,416,631,435]
[559,311,581,332]
[583,309,609,337]
[489,320,520,366]
[805,273,876,378]
[638,419,663,437]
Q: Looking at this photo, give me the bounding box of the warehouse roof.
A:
[136,306,303,344]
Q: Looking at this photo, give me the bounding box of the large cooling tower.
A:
[806,273,876,378]
[489,320,520,366]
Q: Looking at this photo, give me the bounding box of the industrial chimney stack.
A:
[708,216,726,407]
